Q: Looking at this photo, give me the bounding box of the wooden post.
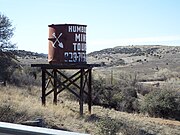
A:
[80,69,84,116]
[42,68,46,106]
[88,69,92,114]
[111,70,113,85]
[53,69,57,105]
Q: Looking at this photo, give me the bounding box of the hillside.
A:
[14,45,180,73]
[12,45,180,89]
[88,45,180,68]
[13,45,180,89]
[0,86,180,135]
[87,45,180,81]
[0,45,180,135]
[13,50,48,65]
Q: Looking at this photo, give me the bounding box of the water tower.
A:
[32,24,97,115]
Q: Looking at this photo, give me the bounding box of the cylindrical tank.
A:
[48,24,87,64]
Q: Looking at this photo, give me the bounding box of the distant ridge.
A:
[87,45,180,68]
[88,45,180,56]
[12,50,47,58]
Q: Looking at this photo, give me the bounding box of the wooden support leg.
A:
[80,69,84,116]
[53,69,57,105]
[42,68,46,106]
[88,69,92,114]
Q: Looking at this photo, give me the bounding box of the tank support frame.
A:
[31,64,95,115]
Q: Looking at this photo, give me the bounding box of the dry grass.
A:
[0,85,180,135]
[0,86,95,134]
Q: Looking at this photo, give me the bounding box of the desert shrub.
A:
[99,84,121,109]
[117,71,138,87]
[96,113,141,135]
[91,77,107,105]
[0,53,17,86]
[0,103,30,123]
[120,122,142,135]
[140,88,180,120]
[137,84,153,96]
[111,58,126,66]
[154,68,179,81]
[96,114,122,135]
[113,72,139,112]
[9,66,41,87]
[114,87,139,113]
[92,77,123,108]
[92,72,139,113]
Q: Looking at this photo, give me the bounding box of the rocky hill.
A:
[87,45,180,82]
[87,45,180,67]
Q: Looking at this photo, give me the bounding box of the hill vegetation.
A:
[87,45,180,81]
[12,50,47,59]
[0,45,180,134]
[88,45,180,68]
[0,86,180,135]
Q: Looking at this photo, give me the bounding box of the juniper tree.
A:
[0,13,16,86]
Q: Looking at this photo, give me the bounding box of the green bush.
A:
[137,84,152,96]
[0,54,17,86]
[96,114,121,135]
[154,68,179,81]
[92,77,123,108]
[9,66,41,87]
[92,72,139,113]
[140,88,180,120]
[114,87,139,113]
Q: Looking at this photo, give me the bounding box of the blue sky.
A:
[1,0,180,53]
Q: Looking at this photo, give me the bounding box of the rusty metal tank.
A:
[48,24,87,64]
